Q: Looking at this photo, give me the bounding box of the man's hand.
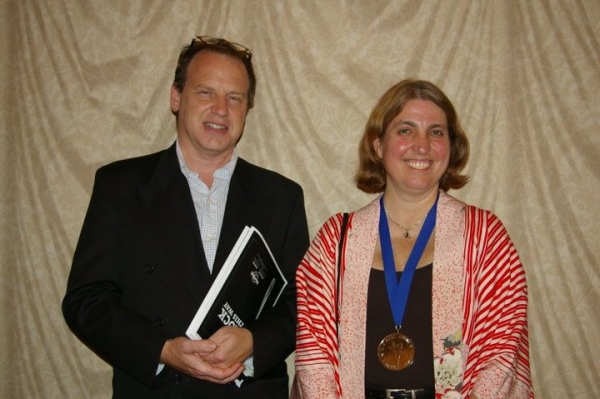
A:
[202,326,253,369]
[159,336,244,384]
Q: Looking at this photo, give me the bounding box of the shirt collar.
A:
[175,140,238,181]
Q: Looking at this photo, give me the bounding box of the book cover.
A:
[186,226,288,340]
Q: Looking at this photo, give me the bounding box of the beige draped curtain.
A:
[2,1,599,398]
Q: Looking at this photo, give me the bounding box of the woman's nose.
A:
[412,133,430,153]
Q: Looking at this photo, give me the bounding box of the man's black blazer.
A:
[62,144,310,398]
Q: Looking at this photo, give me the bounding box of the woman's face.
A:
[374,99,450,197]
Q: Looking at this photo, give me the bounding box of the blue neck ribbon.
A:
[378,193,438,330]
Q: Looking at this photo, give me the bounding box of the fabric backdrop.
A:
[2,1,599,398]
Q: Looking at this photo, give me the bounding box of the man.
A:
[62,36,310,398]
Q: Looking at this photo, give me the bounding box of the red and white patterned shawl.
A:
[292,191,532,399]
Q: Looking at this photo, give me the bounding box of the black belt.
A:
[365,386,435,399]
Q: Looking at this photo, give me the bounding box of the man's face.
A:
[171,51,250,164]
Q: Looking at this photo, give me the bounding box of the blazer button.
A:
[144,264,155,274]
[155,318,164,327]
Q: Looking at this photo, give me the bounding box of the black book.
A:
[186,226,287,340]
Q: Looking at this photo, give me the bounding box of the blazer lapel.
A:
[138,145,214,305]
[212,159,272,276]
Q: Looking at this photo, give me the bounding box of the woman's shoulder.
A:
[321,196,380,229]
[440,191,503,221]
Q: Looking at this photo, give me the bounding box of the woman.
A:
[292,79,533,398]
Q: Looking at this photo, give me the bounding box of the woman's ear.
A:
[373,137,382,158]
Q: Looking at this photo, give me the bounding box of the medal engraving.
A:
[377,332,415,371]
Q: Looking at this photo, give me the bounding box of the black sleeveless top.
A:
[364,264,435,389]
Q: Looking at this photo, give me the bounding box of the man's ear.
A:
[170,85,180,114]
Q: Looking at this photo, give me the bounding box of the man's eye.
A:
[229,95,246,105]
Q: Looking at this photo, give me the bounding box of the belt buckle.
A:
[385,388,422,399]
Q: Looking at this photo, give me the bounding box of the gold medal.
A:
[377,331,415,371]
